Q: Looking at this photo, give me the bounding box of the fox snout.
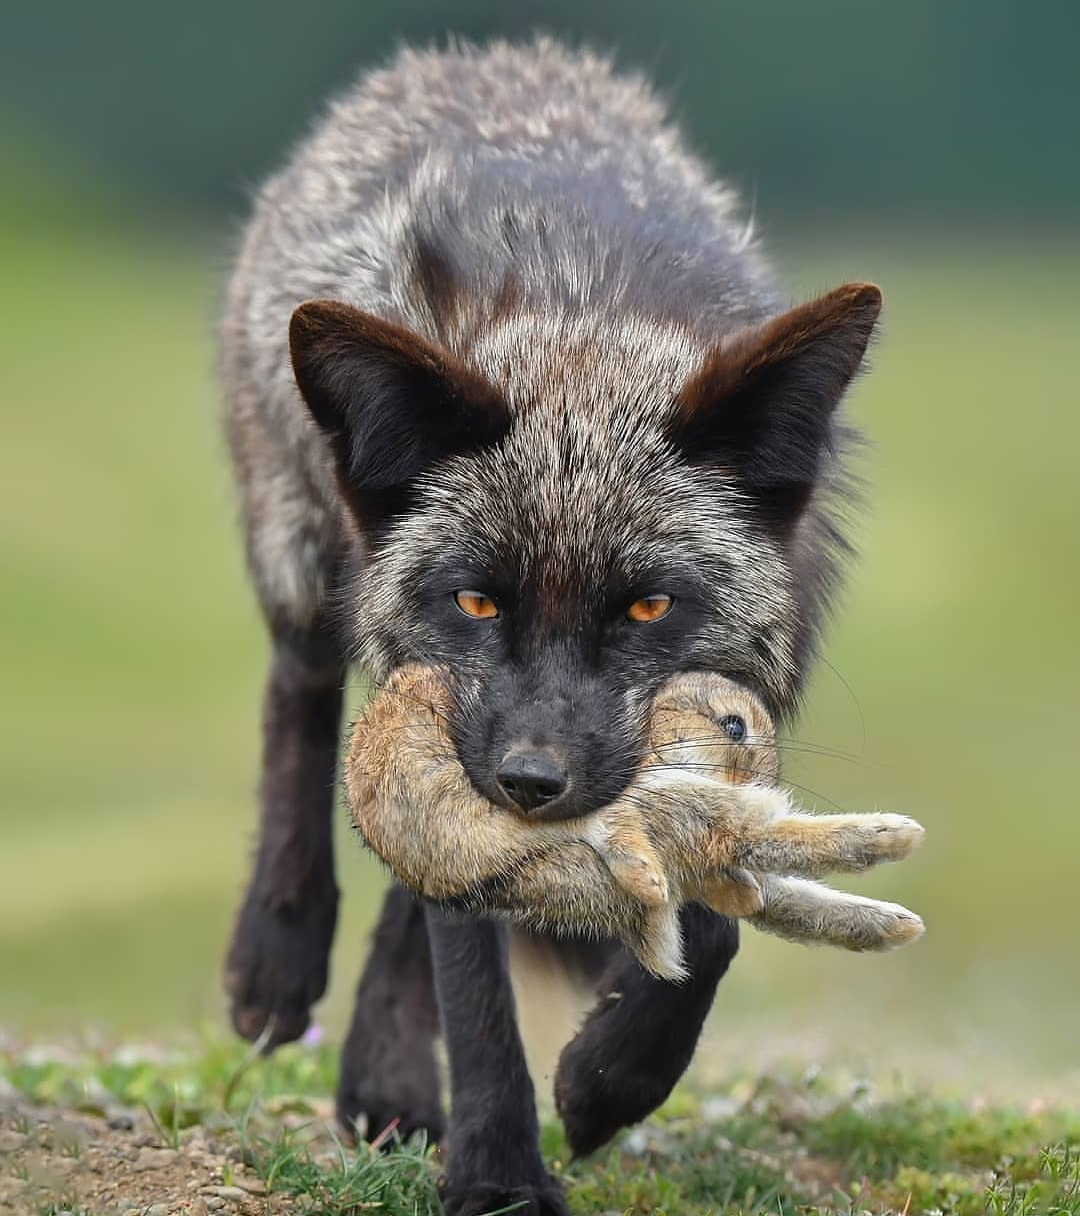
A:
[451,653,645,824]
[495,746,571,816]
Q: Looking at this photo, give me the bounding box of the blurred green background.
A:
[2,2,1077,1097]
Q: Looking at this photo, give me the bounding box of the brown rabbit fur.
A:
[347,667,924,980]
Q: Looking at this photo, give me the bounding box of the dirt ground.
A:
[0,1099,337,1216]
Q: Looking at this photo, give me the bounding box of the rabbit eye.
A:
[720,714,746,743]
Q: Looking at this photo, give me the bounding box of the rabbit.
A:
[346,666,924,980]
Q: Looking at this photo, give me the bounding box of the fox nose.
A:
[496,748,569,814]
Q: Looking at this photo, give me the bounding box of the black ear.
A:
[289,300,511,527]
[671,283,882,526]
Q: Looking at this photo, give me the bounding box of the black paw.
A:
[555,908,739,1157]
[554,1003,668,1158]
[336,1078,445,1146]
[224,879,338,1050]
[439,1176,570,1216]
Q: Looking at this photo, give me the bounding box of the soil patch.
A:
[0,1099,338,1216]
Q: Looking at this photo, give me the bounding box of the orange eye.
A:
[626,593,674,623]
[453,590,500,619]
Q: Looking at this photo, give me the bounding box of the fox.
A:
[220,36,883,1215]
[347,665,925,980]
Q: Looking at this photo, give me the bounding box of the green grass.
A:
[249,1126,444,1215]
[4,1042,1079,1215]
[1,160,1079,1092]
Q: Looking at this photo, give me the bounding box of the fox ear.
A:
[671,283,882,525]
[289,300,510,527]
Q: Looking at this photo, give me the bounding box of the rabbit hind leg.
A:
[752,875,924,950]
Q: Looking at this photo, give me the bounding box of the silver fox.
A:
[221,37,885,1207]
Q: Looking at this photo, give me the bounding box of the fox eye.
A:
[720,714,747,743]
[453,590,499,619]
[626,593,674,623]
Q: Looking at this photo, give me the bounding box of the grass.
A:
[3,1039,1079,1215]
[248,1125,443,1215]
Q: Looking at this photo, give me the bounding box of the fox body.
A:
[221,38,884,1210]
[348,667,924,980]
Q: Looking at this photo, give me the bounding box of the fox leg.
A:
[222,379,347,1050]
[427,910,568,1215]
[724,785,925,876]
[337,884,444,1143]
[224,617,343,1049]
[751,874,925,951]
[555,907,738,1158]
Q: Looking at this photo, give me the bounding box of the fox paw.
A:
[439,1177,570,1216]
[225,879,338,1050]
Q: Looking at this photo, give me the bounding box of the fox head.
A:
[288,282,880,821]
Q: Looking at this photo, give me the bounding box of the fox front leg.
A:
[725,785,925,877]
